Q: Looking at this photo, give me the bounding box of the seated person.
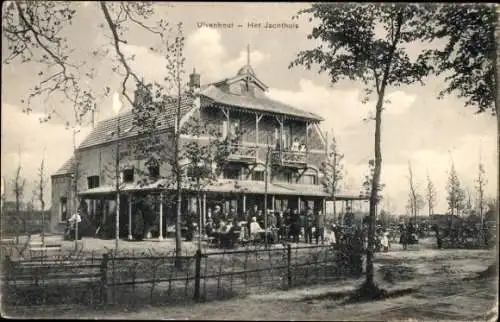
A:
[250,217,264,237]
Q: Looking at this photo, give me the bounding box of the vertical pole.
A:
[271,195,275,212]
[298,196,301,213]
[159,192,164,240]
[115,114,121,251]
[255,114,259,145]
[287,243,292,288]
[128,194,133,241]
[242,194,246,214]
[100,253,109,305]
[194,249,201,301]
[203,193,207,236]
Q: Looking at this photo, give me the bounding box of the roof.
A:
[52,156,75,176]
[201,85,324,122]
[78,96,194,149]
[79,179,362,200]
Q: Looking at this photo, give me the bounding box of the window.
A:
[148,165,160,178]
[186,166,197,181]
[60,197,68,222]
[299,174,317,185]
[251,171,264,181]
[122,168,135,183]
[274,171,291,184]
[87,176,100,189]
[223,167,240,180]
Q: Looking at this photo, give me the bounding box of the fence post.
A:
[193,249,202,301]
[287,244,292,288]
[100,253,109,306]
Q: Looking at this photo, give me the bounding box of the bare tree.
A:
[320,132,344,222]
[407,161,418,221]
[36,157,47,245]
[426,174,437,216]
[476,159,487,228]
[12,155,26,244]
[447,162,465,216]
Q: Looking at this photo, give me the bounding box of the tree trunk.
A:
[365,86,385,288]
[333,196,337,224]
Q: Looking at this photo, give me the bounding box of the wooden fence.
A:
[2,243,361,309]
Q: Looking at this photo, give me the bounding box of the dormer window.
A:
[87,175,100,189]
[145,157,160,179]
[148,165,160,179]
[122,168,135,183]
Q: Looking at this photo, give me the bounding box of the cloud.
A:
[1,103,91,207]
[185,27,269,82]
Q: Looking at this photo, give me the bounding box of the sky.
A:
[1,2,497,214]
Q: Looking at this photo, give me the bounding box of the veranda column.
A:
[298,196,301,212]
[271,195,275,212]
[159,192,164,240]
[242,194,246,214]
[128,194,133,241]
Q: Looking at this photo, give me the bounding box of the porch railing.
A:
[227,144,258,162]
[271,150,308,167]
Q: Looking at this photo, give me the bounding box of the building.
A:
[50,54,366,237]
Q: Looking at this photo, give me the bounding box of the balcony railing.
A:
[227,144,258,163]
[271,150,308,167]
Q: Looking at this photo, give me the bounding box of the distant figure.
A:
[299,143,307,152]
[381,232,390,252]
[315,210,325,245]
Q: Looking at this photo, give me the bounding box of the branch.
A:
[100,1,141,107]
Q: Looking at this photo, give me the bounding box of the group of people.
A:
[202,204,331,246]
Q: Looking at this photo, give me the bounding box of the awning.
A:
[79,179,366,200]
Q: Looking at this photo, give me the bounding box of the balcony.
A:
[227,144,258,163]
[271,150,308,168]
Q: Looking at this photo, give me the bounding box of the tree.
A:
[424,4,497,115]
[35,157,47,245]
[407,161,418,221]
[426,174,437,216]
[476,159,488,228]
[290,3,433,295]
[446,162,465,216]
[132,23,241,263]
[12,155,26,244]
[320,132,344,222]
[2,2,170,127]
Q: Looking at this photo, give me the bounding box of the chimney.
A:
[189,68,201,92]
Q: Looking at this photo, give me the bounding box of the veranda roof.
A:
[79,179,366,200]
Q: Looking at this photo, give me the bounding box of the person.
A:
[257,210,265,228]
[291,209,301,243]
[249,216,264,241]
[276,211,285,242]
[325,224,337,245]
[400,223,408,250]
[315,210,325,245]
[212,205,222,226]
[380,231,390,252]
[268,210,277,228]
[68,211,82,240]
[299,143,307,152]
[305,209,314,244]
[291,137,300,151]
